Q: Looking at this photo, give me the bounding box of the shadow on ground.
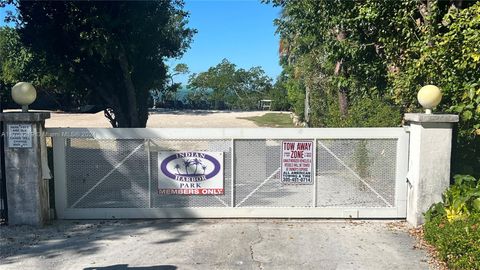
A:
[84,264,176,270]
[0,219,200,265]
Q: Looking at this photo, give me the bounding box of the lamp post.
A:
[417,85,442,114]
[11,82,37,112]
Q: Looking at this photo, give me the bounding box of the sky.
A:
[169,0,282,84]
[0,1,283,84]
[0,3,14,27]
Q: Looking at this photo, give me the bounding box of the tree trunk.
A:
[113,109,131,127]
[104,108,118,128]
[334,59,348,118]
[334,29,348,118]
[81,74,131,128]
[104,98,131,127]
[337,87,348,118]
[304,84,310,126]
[118,45,141,127]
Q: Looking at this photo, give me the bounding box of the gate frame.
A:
[48,127,409,219]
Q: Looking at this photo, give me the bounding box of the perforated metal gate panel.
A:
[234,140,313,207]
[55,127,408,219]
[66,139,149,208]
[316,139,397,208]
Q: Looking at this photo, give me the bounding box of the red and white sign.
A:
[281,140,313,184]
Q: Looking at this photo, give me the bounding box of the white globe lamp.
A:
[12,82,37,112]
[417,85,442,114]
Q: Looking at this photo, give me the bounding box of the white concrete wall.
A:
[404,114,459,226]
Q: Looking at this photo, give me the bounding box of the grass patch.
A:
[239,113,294,127]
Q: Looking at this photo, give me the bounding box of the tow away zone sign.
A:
[281,140,313,184]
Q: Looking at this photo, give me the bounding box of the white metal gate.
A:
[48,128,409,219]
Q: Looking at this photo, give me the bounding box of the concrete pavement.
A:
[0,219,429,270]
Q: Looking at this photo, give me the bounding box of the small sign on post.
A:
[7,124,33,148]
[281,140,313,184]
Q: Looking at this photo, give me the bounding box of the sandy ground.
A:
[44,110,286,128]
[0,219,430,270]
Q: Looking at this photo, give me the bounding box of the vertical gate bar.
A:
[53,136,67,218]
[313,138,317,207]
[0,101,7,223]
[146,139,152,208]
[395,131,410,217]
[231,138,235,207]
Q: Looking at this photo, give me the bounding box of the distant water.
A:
[176,86,190,101]
[175,86,212,101]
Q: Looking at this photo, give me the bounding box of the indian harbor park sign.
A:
[158,151,224,195]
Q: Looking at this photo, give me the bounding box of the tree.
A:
[151,63,190,108]
[269,0,393,123]
[267,0,479,175]
[0,26,30,100]
[7,1,195,127]
[268,73,291,111]
[386,1,480,175]
[0,26,60,107]
[187,59,273,110]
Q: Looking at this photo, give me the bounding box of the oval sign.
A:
[160,152,221,182]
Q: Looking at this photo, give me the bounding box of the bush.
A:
[269,82,291,111]
[323,97,402,128]
[424,214,480,270]
[285,79,305,120]
[423,175,480,269]
[425,175,480,222]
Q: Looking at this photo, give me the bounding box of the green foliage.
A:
[425,175,480,222]
[424,214,480,270]
[268,79,291,111]
[269,0,397,125]
[0,27,58,104]
[10,1,195,127]
[346,98,402,127]
[424,174,480,269]
[285,78,305,120]
[0,27,28,86]
[268,0,480,175]
[184,88,211,109]
[152,63,190,108]
[387,2,480,176]
[324,97,402,128]
[173,63,189,75]
[187,59,273,110]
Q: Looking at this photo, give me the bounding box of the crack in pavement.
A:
[249,223,265,270]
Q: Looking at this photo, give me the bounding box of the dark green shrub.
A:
[269,81,291,111]
[425,175,480,222]
[424,175,480,269]
[424,214,480,270]
[323,97,402,128]
[285,79,305,120]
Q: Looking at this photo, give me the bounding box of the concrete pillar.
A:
[404,113,459,227]
[0,112,51,226]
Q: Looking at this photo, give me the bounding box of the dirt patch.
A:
[44,110,287,128]
[408,226,448,270]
